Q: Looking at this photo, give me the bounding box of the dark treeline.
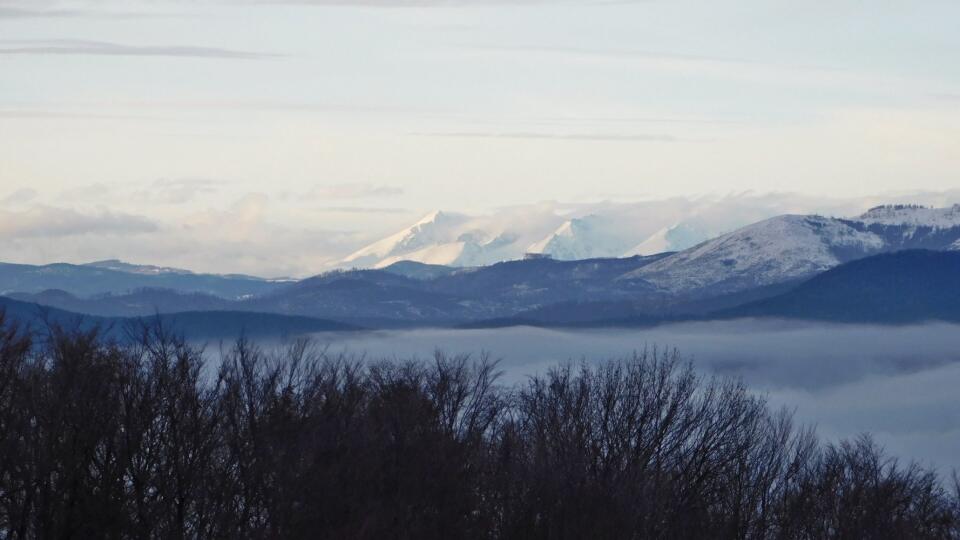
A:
[0,314,958,539]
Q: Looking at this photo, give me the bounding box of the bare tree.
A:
[0,314,956,539]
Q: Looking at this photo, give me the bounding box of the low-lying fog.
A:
[261,320,960,471]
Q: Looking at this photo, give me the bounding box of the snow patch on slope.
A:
[341,211,468,267]
[624,215,884,293]
[337,209,564,268]
[527,215,637,260]
[857,204,960,228]
[625,222,710,256]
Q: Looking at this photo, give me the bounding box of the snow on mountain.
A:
[337,209,563,269]
[336,197,777,269]
[340,211,470,268]
[623,205,960,295]
[84,259,194,275]
[625,222,711,256]
[625,227,673,256]
[856,204,960,227]
[333,198,958,272]
[374,242,469,269]
[526,215,638,260]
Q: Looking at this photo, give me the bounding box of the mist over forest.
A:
[299,321,960,471]
[2,317,959,538]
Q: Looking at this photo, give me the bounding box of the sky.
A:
[2,0,959,275]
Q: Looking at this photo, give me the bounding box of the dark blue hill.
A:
[0,297,356,340]
[718,250,960,323]
[0,262,281,299]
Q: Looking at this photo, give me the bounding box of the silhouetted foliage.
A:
[0,312,957,538]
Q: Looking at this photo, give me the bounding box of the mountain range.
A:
[0,295,355,340]
[623,204,960,296]
[332,195,832,269]
[335,209,710,269]
[2,204,959,334]
[0,260,289,298]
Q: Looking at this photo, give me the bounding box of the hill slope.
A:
[0,297,356,339]
[0,261,283,299]
[719,250,960,323]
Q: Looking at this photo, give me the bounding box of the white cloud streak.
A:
[305,183,404,199]
[0,39,280,59]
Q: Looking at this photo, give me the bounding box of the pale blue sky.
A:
[1,0,959,274]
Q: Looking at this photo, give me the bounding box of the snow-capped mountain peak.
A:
[336,209,563,269]
[340,210,469,268]
[526,215,640,261]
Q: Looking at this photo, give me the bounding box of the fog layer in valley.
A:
[298,320,960,471]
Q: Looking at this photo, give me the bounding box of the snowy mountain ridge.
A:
[855,204,960,227]
[624,205,960,295]
[333,201,960,289]
[332,195,808,269]
[339,209,562,269]
[526,215,639,261]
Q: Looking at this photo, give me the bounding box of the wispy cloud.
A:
[0,6,172,19]
[0,7,86,18]
[0,108,134,120]
[306,183,404,199]
[0,206,157,238]
[55,183,116,203]
[312,206,409,214]
[0,0,626,14]
[418,131,678,142]
[469,44,839,72]
[1,188,38,205]
[0,39,280,59]
[223,0,639,5]
[136,178,225,204]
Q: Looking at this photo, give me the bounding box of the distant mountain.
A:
[4,255,672,325]
[333,200,769,269]
[0,261,283,299]
[718,250,960,323]
[0,296,356,339]
[9,205,960,328]
[624,222,712,257]
[0,296,93,330]
[427,255,666,309]
[332,195,870,270]
[458,300,653,329]
[380,261,459,280]
[338,210,563,269]
[147,311,357,339]
[622,205,960,296]
[84,259,194,275]
[242,254,669,324]
[340,211,472,268]
[246,269,473,324]
[526,215,638,260]
[8,288,233,318]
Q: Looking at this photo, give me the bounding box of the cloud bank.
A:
[0,206,157,238]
